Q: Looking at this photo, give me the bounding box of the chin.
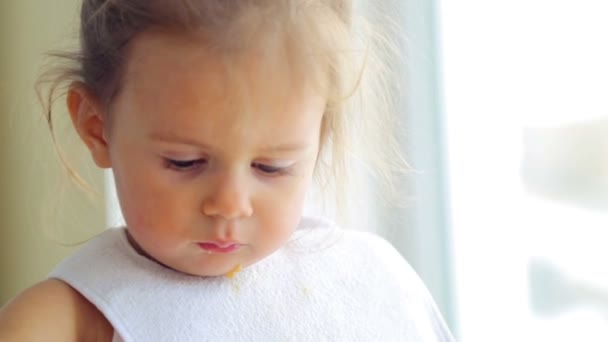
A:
[177,263,241,278]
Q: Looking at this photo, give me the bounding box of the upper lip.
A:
[199,241,240,248]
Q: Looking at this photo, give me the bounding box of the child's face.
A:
[100,31,325,276]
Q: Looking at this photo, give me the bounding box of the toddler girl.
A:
[0,0,454,341]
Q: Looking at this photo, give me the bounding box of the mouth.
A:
[197,241,242,254]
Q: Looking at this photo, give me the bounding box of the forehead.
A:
[115,30,326,142]
[124,31,291,109]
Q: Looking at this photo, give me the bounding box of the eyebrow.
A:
[149,133,212,149]
[149,133,312,153]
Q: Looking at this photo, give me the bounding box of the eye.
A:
[251,162,286,175]
[165,158,207,171]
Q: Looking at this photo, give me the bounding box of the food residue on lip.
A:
[226,264,242,279]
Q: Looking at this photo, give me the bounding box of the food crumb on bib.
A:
[226,264,242,279]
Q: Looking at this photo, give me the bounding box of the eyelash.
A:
[166,158,207,171]
[251,162,288,176]
[165,159,290,176]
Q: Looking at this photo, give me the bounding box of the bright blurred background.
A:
[2,1,608,341]
[440,1,608,341]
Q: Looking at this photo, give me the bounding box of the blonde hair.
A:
[40,0,407,223]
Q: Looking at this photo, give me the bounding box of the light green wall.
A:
[0,1,105,305]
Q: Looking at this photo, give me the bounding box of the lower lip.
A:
[198,243,241,254]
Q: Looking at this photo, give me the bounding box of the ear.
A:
[66,85,112,168]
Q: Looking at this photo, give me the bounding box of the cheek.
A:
[113,164,168,229]
[115,175,179,253]
[114,175,151,232]
[263,177,310,225]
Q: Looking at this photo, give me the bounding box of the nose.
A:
[201,172,253,220]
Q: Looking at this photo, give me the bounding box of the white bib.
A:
[50,217,453,341]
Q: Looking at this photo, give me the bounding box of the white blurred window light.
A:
[439,1,608,341]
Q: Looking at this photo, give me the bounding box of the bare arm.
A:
[0,279,113,341]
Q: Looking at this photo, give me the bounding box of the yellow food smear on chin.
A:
[226,264,242,279]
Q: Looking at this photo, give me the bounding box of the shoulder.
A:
[310,226,434,304]
[336,229,413,272]
[294,218,410,269]
[333,230,455,340]
[293,221,419,284]
[0,279,113,341]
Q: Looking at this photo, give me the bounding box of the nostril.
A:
[200,175,253,219]
[200,197,253,219]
